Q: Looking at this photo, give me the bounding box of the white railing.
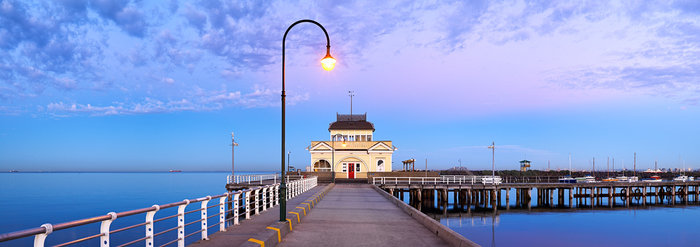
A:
[227,174,280,184]
[372,176,502,185]
[0,176,317,247]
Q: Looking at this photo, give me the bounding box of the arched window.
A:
[377,160,384,172]
[313,160,331,172]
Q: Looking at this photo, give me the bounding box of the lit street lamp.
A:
[280,19,335,222]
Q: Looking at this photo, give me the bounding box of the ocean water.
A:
[401,188,700,247]
[0,172,272,246]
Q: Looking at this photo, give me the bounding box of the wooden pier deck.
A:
[190,185,328,247]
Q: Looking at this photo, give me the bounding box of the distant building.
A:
[307,113,396,179]
[520,160,531,172]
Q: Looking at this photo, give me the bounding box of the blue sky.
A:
[0,0,699,172]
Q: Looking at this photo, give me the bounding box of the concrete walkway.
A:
[278,184,450,247]
[191,185,327,247]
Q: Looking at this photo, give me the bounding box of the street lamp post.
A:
[280,19,335,222]
[488,142,495,184]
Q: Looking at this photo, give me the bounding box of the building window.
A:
[367,135,372,141]
[356,163,361,172]
[377,160,384,172]
[313,160,331,172]
[342,163,347,172]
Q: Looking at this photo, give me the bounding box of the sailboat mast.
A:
[634,152,636,177]
[569,153,572,176]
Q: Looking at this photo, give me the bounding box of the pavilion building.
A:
[307,113,396,179]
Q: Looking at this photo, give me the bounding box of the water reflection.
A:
[393,187,700,247]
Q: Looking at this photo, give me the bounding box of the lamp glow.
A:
[321,53,336,71]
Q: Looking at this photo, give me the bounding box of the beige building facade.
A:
[307,113,396,179]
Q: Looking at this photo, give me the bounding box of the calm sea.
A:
[403,188,700,247]
[4,174,699,246]
[0,172,271,246]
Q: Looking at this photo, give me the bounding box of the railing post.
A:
[275,185,280,206]
[201,196,211,241]
[262,187,268,211]
[219,195,227,231]
[177,200,189,247]
[234,193,241,225]
[33,223,52,247]
[100,212,117,247]
[287,182,291,199]
[269,185,275,208]
[254,189,260,215]
[146,205,160,247]
[245,191,251,219]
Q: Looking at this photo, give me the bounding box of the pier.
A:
[374,176,700,211]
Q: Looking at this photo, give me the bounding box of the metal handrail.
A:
[372,176,503,185]
[226,174,281,184]
[0,176,318,247]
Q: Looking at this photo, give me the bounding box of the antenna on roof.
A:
[348,90,355,115]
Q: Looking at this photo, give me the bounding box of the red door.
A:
[348,163,355,179]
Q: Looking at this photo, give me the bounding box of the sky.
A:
[0,0,699,172]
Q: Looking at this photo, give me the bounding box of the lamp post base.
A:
[279,185,287,222]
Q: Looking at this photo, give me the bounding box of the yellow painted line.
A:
[301,202,311,210]
[296,206,306,216]
[289,212,300,223]
[286,218,293,231]
[248,238,264,247]
[306,199,315,207]
[266,227,281,243]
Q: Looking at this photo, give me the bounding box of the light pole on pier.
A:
[231,132,239,178]
[488,142,495,183]
[280,19,336,222]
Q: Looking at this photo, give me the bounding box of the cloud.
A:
[44,85,311,116]
[46,98,197,116]
[2,0,700,116]
[90,0,147,37]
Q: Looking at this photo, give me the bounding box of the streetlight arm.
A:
[282,19,332,92]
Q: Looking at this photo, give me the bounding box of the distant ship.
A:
[642,175,662,182]
[673,175,693,182]
[169,170,182,173]
[575,175,596,183]
[559,176,576,183]
[616,176,639,182]
[9,170,19,173]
